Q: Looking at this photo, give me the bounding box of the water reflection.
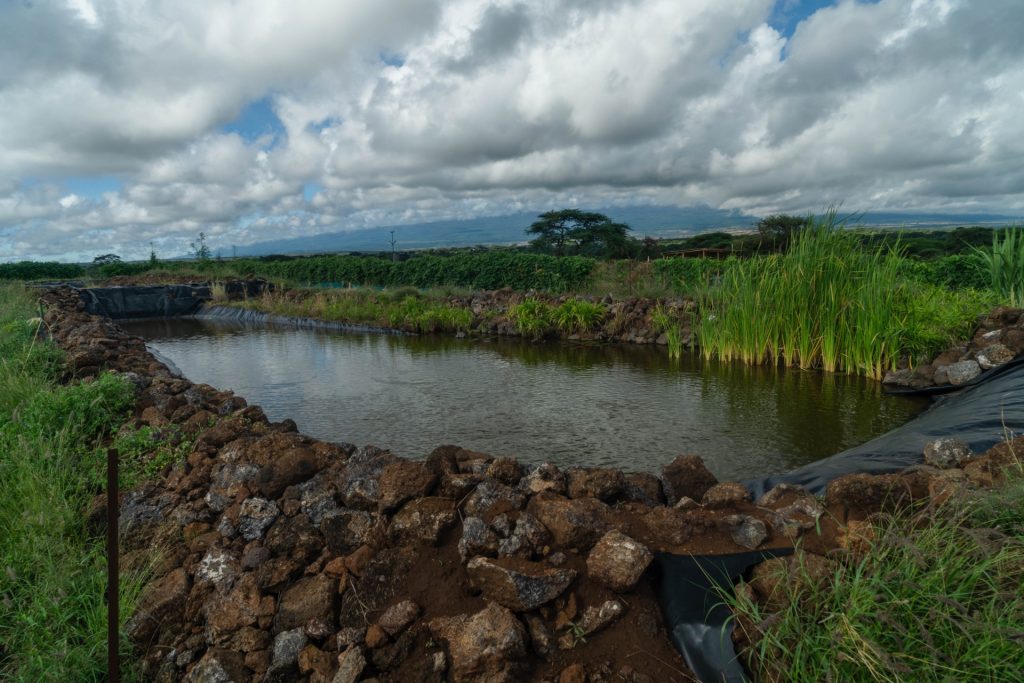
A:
[121,318,930,480]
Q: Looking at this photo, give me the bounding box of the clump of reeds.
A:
[974,227,1024,307]
[697,212,910,378]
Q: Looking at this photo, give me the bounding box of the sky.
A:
[1,0,1023,261]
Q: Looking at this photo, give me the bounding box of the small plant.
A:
[651,304,684,359]
[568,620,588,647]
[552,299,606,334]
[509,298,553,339]
[210,281,228,303]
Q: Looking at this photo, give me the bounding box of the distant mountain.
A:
[230,206,1021,257]
[232,205,755,256]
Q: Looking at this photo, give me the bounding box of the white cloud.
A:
[1,0,1023,261]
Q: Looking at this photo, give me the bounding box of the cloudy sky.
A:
[2,0,1022,261]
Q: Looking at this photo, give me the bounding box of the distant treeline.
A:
[0,225,1012,293]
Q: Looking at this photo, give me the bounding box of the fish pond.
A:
[121,317,930,480]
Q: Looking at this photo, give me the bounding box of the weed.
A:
[509,298,553,339]
[551,299,606,334]
[973,227,1024,306]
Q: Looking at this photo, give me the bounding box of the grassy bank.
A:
[0,285,147,680]
[728,464,1024,682]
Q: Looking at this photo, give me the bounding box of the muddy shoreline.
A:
[38,285,1024,682]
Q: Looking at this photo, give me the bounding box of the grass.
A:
[508,298,553,339]
[696,213,994,379]
[974,227,1024,307]
[727,463,1024,682]
[231,288,474,333]
[651,304,686,359]
[551,299,606,334]
[0,284,149,681]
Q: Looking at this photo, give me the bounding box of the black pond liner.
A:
[658,358,1024,682]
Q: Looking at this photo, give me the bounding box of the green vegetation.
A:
[974,227,1024,307]
[526,209,634,258]
[551,299,606,334]
[697,214,996,378]
[651,304,685,359]
[727,465,1024,682]
[0,285,147,680]
[508,298,554,339]
[235,289,474,333]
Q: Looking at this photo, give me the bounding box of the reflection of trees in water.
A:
[700,361,928,462]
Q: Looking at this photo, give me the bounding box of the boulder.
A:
[388,497,457,545]
[497,513,550,559]
[378,600,421,637]
[273,574,335,634]
[723,515,768,550]
[464,480,526,519]
[458,516,500,560]
[586,530,653,592]
[429,603,528,682]
[322,510,379,556]
[467,557,577,611]
[825,473,914,517]
[340,446,397,510]
[661,455,718,505]
[749,552,833,612]
[487,457,525,485]
[333,645,366,683]
[939,360,981,386]
[975,343,1014,370]
[923,437,973,469]
[520,463,567,496]
[701,482,752,508]
[256,447,321,499]
[237,497,279,541]
[566,468,625,501]
[125,568,190,645]
[526,493,610,551]
[267,628,308,679]
[377,460,437,512]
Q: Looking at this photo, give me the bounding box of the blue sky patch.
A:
[379,50,405,67]
[769,0,838,38]
[221,95,286,145]
[303,182,323,202]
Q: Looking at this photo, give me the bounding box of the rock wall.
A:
[36,286,1023,683]
[884,307,1024,390]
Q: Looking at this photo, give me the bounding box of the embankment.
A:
[37,285,1024,682]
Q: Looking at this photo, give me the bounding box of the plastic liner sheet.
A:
[656,549,793,683]
[659,359,1024,682]
[78,285,211,319]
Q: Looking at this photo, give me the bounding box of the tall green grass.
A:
[726,470,1024,682]
[697,214,989,378]
[974,227,1024,307]
[0,285,147,681]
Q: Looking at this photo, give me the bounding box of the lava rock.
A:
[566,467,625,501]
[701,482,752,508]
[429,602,528,682]
[520,463,567,496]
[923,437,973,469]
[377,461,437,512]
[526,493,610,551]
[724,514,768,549]
[464,480,526,519]
[975,343,1014,370]
[497,513,551,559]
[940,360,981,386]
[388,497,457,545]
[661,454,718,505]
[467,556,577,611]
[459,516,500,560]
[586,530,653,592]
[237,497,279,541]
[273,574,335,634]
[378,600,421,637]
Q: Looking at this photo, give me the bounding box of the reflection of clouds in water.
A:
[124,319,929,480]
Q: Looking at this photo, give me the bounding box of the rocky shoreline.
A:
[37,285,1024,682]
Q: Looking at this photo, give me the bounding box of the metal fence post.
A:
[107,448,119,683]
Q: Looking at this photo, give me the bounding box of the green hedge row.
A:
[254,252,596,292]
[0,261,86,280]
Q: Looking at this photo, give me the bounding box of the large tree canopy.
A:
[526,209,633,258]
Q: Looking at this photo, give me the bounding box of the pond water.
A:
[121,317,931,480]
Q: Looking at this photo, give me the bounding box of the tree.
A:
[756,214,810,253]
[526,209,634,257]
[92,253,121,266]
[149,242,158,267]
[190,232,211,261]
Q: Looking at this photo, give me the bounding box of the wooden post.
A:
[107,448,119,683]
